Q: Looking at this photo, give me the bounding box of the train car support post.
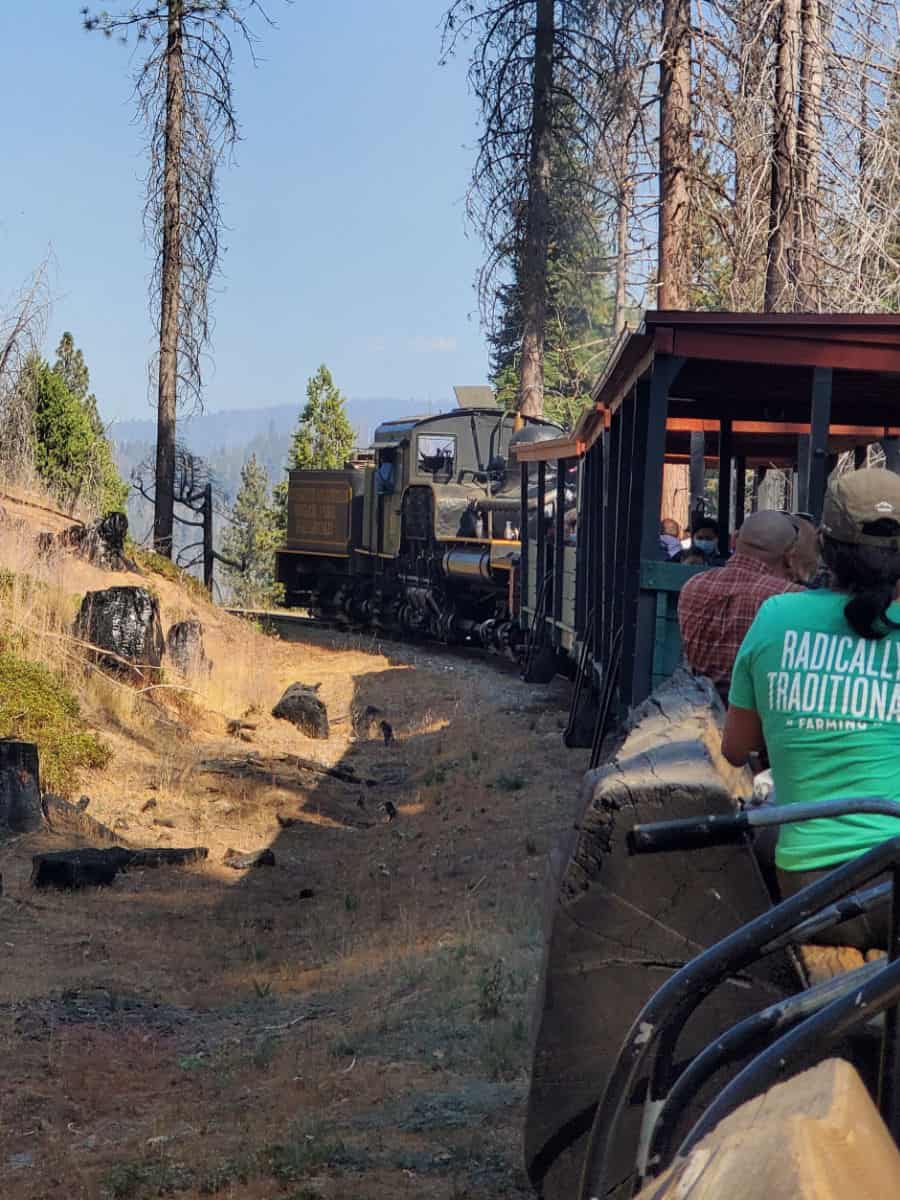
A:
[807,366,833,522]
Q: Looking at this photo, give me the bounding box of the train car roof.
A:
[373,409,560,446]
[515,310,900,464]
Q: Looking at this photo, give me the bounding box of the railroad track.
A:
[226,606,521,673]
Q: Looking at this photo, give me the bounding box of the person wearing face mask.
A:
[677,510,818,702]
[678,517,725,565]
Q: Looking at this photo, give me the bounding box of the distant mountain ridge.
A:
[109,397,433,458]
[109,397,436,545]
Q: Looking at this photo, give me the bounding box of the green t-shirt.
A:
[729,590,900,872]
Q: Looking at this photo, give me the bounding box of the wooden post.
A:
[883,438,900,474]
[796,434,811,513]
[735,456,747,527]
[718,418,733,557]
[203,482,214,594]
[0,740,43,833]
[807,366,833,521]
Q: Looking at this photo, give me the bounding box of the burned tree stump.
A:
[166,619,209,676]
[52,512,132,570]
[73,587,164,678]
[272,683,329,739]
[524,671,798,1200]
[31,845,208,889]
[0,740,43,833]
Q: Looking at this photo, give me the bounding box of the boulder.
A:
[166,619,209,676]
[223,847,276,869]
[272,683,329,739]
[73,586,164,678]
[0,740,43,833]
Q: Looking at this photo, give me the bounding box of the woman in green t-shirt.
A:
[723,469,900,950]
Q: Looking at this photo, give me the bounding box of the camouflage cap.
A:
[821,468,900,547]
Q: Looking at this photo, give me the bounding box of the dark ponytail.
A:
[822,518,900,639]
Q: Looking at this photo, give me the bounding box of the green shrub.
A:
[131,546,208,603]
[0,650,111,794]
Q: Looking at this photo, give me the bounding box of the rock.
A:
[223,847,276,869]
[0,740,43,833]
[272,683,329,739]
[73,587,164,678]
[165,619,210,676]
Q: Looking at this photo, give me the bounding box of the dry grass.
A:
[0,488,589,1199]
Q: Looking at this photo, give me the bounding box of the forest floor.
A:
[0,495,589,1199]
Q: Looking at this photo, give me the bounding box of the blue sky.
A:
[0,1,489,425]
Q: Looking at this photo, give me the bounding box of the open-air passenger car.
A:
[520,313,900,1200]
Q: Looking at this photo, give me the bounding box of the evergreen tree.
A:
[221,454,282,608]
[274,365,356,529]
[28,355,128,515]
[490,208,615,430]
[53,331,103,434]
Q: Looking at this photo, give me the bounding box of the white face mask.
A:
[693,537,717,555]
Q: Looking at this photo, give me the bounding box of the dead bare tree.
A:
[0,261,52,480]
[83,2,274,557]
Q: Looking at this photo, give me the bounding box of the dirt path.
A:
[0,625,588,1199]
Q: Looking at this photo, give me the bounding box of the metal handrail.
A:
[577,836,900,1200]
[649,956,887,1170]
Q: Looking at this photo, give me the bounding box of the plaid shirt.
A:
[677,554,802,697]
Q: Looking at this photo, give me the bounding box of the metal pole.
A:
[203,482,213,594]
[689,430,705,523]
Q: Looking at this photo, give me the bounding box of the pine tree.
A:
[274,365,356,530]
[53,331,103,434]
[221,454,282,608]
[28,354,128,515]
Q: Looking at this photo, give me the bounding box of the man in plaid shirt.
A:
[677,511,818,701]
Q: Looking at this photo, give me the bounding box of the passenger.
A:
[723,470,900,950]
[375,455,395,495]
[678,510,817,701]
[659,518,682,559]
[675,517,726,565]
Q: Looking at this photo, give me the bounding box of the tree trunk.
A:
[796,0,823,310]
[154,0,185,557]
[518,0,554,419]
[658,0,691,310]
[765,0,801,312]
[614,142,633,335]
[614,184,629,335]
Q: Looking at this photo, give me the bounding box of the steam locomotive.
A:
[274,393,565,655]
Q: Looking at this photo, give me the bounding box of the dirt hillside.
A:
[0,495,589,1199]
